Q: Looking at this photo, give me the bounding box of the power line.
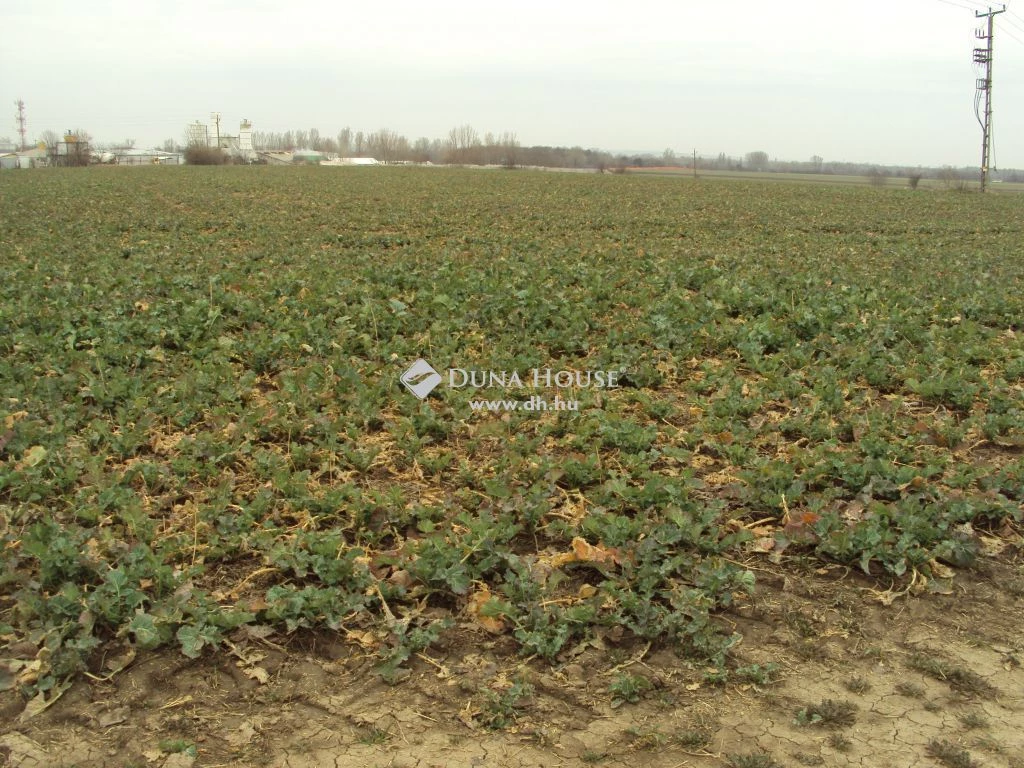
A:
[998,23,1024,47]
[998,19,1024,45]
[960,0,1002,10]
[999,7,1024,32]
[936,0,983,11]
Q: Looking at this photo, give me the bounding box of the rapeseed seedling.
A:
[1,167,1021,703]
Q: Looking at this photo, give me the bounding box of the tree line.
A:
[247,124,633,170]
[18,123,1022,181]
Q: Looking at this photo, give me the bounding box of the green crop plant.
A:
[0,166,1021,698]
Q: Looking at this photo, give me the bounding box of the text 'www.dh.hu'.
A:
[468,395,579,412]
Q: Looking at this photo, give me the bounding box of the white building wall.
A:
[238,120,256,161]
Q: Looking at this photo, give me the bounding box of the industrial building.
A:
[0,147,46,169]
[109,149,183,165]
[186,117,257,162]
[321,157,379,166]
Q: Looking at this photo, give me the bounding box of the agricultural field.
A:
[630,165,1024,192]
[1,166,1023,767]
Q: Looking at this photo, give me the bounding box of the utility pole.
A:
[974,5,1005,192]
[211,112,221,148]
[14,99,26,151]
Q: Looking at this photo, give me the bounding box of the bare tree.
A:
[482,131,496,164]
[161,138,177,153]
[498,131,519,169]
[393,133,410,162]
[745,150,769,171]
[866,168,888,187]
[566,146,587,168]
[366,129,397,162]
[810,155,823,173]
[445,127,459,162]
[938,166,961,189]
[446,124,481,164]
[337,127,351,156]
[39,130,60,149]
[411,137,432,162]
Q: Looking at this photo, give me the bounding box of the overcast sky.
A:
[3,0,1024,167]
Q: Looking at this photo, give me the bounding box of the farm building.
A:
[259,151,293,165]
[111,149,183,165]
[291,149,325,165]
[256,149,328,165]
[0,148,47,169]
[186,118,257,162]
[321,157,379,166]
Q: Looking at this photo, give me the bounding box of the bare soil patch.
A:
[4,558,1022,768]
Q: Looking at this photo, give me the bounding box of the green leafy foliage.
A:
[609,672,652,707]
[1,167,1021,695]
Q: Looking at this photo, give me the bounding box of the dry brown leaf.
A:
[4,411,28,429]
[242,666,270,684]
[19,680,71,722]
[345,629,380,649]
[241,596,270,612]
[978,535,1009,557]
[388,568,413,588]
[237,623,275,641]
[466,586,506,634]
[842,500,865,521]
[226,720,259,748]
[15,658,42,686]
[871,590,900,607]
[547,552,577,568]
[925,578,954,596]
[97,706,130,727]
[571,537,618,565]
